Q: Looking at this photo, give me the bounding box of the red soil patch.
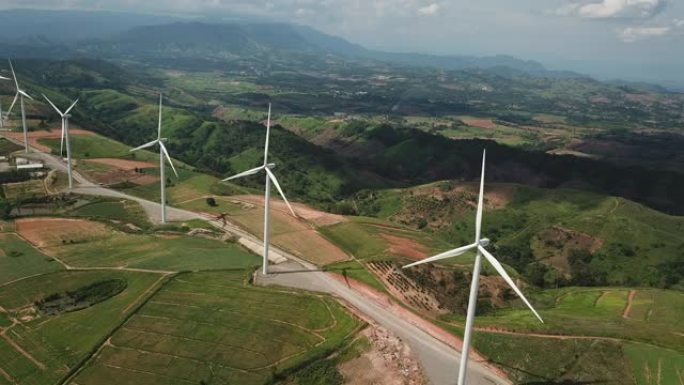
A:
[15,217,109,248]
[230,195,346,227]
[380,233,428,260]
[4,129,94,153]
[88,158,156,171]
[462,118,496,129]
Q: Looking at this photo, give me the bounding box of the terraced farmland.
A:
[73,271,361,385]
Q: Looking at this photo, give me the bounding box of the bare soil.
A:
[380,233,428,260]
[230,195,346,226]
[15,217,110,247]
[462,118,496,129]
[87,158,156,170]
[339,327,426,385]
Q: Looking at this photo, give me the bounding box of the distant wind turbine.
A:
[130,93,178,223]
[222,103,297,275]
[6,59,33,153]
[403,150,543,385]
[43,94,78,189]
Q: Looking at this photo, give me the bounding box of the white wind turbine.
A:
[6,59,33,152]
[130,93,178,223]
[43,94,78,189]
[222,103,297,275]
[403,150,543,385]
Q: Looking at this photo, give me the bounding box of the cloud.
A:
[619,25,670,41]
[417,3,440,16]
[556,0,666,19]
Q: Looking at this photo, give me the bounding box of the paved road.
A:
[2,138,510,385]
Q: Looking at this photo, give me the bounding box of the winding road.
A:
[2,136,510,385]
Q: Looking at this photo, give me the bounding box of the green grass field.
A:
[46,230,260,271]
[0,233,63,286]
[0,270,163,385]
[38,134,157,161]
[67,199,152,229]
[73,271,361,385]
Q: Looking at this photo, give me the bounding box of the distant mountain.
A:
[0,9,176,42]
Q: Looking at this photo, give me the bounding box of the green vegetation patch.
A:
[74,271,361,385]
[68,199,151,229]
[36,278,127,316]
[0,233,63,285]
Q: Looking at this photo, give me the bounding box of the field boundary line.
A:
[58,272,177,385]
[0,364,15,384]
[623,289,637,319]
[0,332,46,370]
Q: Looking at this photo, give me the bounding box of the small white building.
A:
[16,163,44,170]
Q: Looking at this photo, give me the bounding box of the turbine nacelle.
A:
[479,238,490,247]
[266,162,276,169]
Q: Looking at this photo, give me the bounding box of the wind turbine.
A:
[403,150,543,385]
[222,103,296,275]
[130,93,178,224]
[6,59,33,153]
[43,94,78,189]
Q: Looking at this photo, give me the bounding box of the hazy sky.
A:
[2,0,683,84]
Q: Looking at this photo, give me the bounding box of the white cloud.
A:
[417,3,440,16]
[556,0,665,19]
[619,25,670,41]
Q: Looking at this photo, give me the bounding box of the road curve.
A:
[2,137,510,385]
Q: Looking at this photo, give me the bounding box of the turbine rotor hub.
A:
[479,238,490,247]
[266,162,276,169]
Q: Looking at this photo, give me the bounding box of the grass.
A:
[67,199,152,229]
[2,179,47,201]
[73,271,361,385]
[624,343,684,385]
[46,230,260,271]
[0,233,63,286]
[0,270,163,385]
[0,138,22,156]
[38,134,157,161]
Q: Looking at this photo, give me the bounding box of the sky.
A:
[1,0,683,85]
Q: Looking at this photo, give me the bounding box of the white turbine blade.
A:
[0,75,9,80]
[130,139,158,153]
[403,243,478,268]
[7,93,18,116]
[64,98,79,114]
[475,149,486,241]
[265,167,296,217]
[42,94,64,116]
[263,103,271,166]
[60,119,65,157]
[478,245,544,323]
[222,166,264,182]
[159,142,178,178]
[8,59,19,90]
[157,93,163,140]
[18,90,33,100]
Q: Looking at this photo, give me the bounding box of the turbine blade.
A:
[8,59,19,90]
[265,167,296,217]
[0,75,9,80]
[157,93,163,140]
[42,94,64,116]
[7,93,18,116]
[222,166,264,182]
[159,142,178,178]
[18,90,33,100]
[403,243,478,268]
[263,103,271,166]
[478,245,544,323]
[475,149,486,241]
[60,119,65,157]
[130,139,158,153]
[65,98,79,114]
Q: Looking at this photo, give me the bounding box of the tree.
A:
[206,197,217,207]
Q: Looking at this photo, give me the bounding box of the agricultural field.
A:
[72,271,361,385]
[0,270,164,385]
[0,232,63,285]
[37,132,158,162]
[2,180,47,201]
[66,199,152,229]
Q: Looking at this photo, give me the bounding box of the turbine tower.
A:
[6,59,33,153]
[403,150,543,385]
[222,103,297,275]
[130,93,178,223]
[43,94,78,189]
[0,73,9,129]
